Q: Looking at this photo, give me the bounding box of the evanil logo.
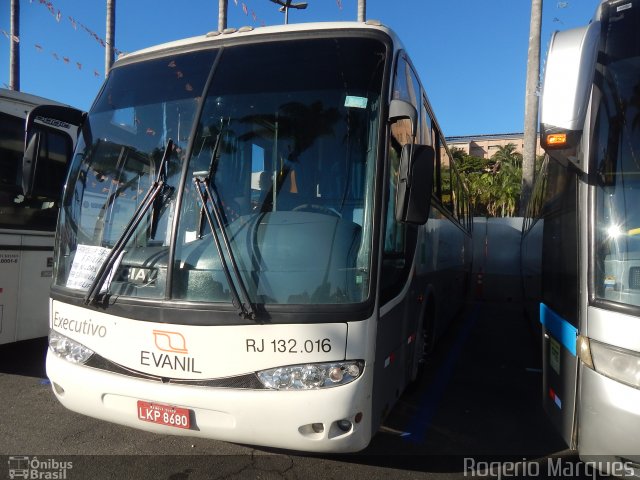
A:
[139,330,202,374]
[153,330,188,353]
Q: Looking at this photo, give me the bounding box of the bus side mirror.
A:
[395,144,435,225]
[389,99,417,137]
[22,104,85,198]
[540,21,600,173]
[22,132,41,197]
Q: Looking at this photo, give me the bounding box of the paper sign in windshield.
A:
[66,244,120,292]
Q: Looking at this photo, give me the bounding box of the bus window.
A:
[0,113,72,230]
[382,54,421,302]
[440,137,453,214]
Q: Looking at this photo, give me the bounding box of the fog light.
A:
[336,419,352,432]
[311,423,324,433]
[354,412,363,423]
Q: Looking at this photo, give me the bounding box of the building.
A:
[445,132,543,159]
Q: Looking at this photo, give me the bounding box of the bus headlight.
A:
[257,360,364,390]
[585,338,640,389]
[49,330,94,364]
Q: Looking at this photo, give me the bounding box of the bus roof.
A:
[0,88,68,108]
[0,88,70,118]
[115,21,403,66]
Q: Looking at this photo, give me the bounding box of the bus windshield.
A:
[594,4,640,307]
[55,36,385,308]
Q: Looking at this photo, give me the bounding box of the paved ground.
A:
[0,302,589,479]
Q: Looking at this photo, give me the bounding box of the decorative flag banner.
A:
[34,43,100,81]
[230,0,265,25]
[28,0,269,77]
[0,30,20,43]
[33,0,123,55]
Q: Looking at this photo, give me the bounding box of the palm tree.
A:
[489,145,523,216]
[491,143,523,170]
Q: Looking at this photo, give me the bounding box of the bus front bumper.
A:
[46,351,372,453]
[578,366,640,475]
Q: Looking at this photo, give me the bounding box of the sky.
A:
[1,0,601,137]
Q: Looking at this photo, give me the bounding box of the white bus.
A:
[521,0,640,470]
[0,89,79,345]
[35,21,472,452]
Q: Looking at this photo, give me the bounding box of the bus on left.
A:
[0,88,82,344]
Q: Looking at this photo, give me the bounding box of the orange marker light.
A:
[546,133,567,146]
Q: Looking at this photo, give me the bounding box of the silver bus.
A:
[0,89,79,344]
[521,0,640,470]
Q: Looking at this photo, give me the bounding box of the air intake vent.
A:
[629,267,640,290]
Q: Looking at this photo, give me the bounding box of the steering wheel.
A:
[292,203,342,218]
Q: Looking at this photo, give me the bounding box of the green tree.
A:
[489,143,522,217]
[491,143,523,170]
[455,143,523,217]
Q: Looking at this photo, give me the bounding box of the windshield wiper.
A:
[84,139,174,305]
[192,120,257,321]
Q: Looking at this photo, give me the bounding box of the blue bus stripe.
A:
[539,303,578,356]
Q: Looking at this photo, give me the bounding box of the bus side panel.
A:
[373,290,419,430]
[371,212,471,432]
[16,234,54,341]
[420,214,470,342]
[0,234,21,344]
[0,233,54,344]
[540,307,578,448]
[521,219,543,335]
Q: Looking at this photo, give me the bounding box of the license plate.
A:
[137,400,191,429]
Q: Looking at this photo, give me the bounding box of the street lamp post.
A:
[269,0,308,24]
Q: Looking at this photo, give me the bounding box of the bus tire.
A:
[408,299,434,388]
